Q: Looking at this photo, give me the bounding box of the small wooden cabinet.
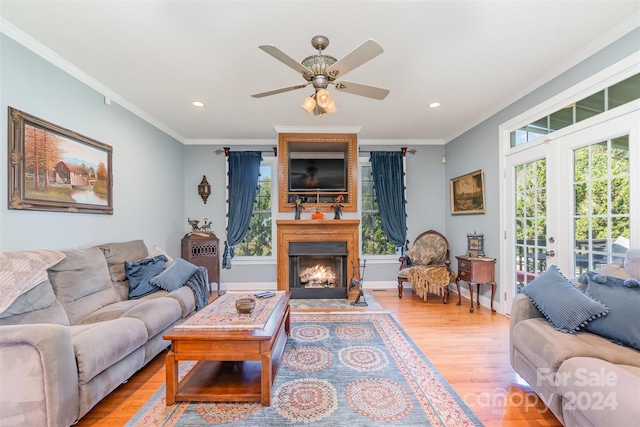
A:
[455,255,496,313]
[181,233,220,294]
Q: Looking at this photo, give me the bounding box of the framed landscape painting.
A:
[8,107,113,214]
[450,169,485,215]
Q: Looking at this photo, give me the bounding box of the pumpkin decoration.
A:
[311,209,324,220]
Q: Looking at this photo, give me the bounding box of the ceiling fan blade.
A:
[333,81,389,100]
[251,83,309,98]
[326,39,383,79]
[259,45,313,78]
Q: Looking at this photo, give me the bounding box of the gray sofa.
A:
[0,240,203,427]
[510,250,640,426]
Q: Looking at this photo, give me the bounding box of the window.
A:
[360,162,396,256]
[234,163,273,256]
[510,73,640,147]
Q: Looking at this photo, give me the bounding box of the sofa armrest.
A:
[509,293,545,367]
[0,324,79,427]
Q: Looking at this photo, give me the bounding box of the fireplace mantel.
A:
[276,219,360,291]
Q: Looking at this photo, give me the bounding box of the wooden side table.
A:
[455,255,496,313]
[181,232,220,295]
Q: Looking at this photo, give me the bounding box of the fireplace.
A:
[289,242,347,299]
[276,219,360,300]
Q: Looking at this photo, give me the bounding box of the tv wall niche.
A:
[278,133,358,213]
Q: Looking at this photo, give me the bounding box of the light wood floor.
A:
[76,289,562,427]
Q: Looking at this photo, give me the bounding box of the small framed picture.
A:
[467,232,485,257]
[450,170,485,215]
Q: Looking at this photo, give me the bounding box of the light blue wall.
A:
[444,28,640,304]
[0,34,185,255]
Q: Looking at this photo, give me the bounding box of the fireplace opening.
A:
[289,242,347,299]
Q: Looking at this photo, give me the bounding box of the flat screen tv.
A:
[289,158,346,192]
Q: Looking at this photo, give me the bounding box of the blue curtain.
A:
[370,151,408,253]
[222,151,263,269]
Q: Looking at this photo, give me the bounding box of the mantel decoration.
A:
[187,217,212,233]
[332,194,344,219]
[294,198,305,220]
[7,107,113,214]
[450,169,486,215]
[467,231,485,257]
[198,175,211,204]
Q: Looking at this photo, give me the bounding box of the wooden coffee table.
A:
[163,292,290,406]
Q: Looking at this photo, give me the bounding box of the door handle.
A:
[545,250,556,257]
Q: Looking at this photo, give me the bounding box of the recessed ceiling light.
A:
[192,101,205,107]
[429,102,441,108]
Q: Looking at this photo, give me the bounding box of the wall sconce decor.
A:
[198,175,211,204]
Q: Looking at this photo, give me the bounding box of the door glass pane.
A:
[514,159,547,293]
[572,137,631,275]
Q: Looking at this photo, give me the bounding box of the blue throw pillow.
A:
[149,257,198,292]
[521,266,608,333]
[125,255,166,298]
[585,271,640,351]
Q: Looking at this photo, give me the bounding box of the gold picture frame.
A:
[8,107,113,214]
[450,170,485,215]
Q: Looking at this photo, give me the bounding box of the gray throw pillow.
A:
[149,258,199,292]
[522,266,608,333]
[585,272,640,350]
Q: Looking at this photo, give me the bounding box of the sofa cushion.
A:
[70,318,148,385]
[76,300,144,324]
[557,357,640,427]
[162,286,197,317]
[0,278,70,326]
[149,258,198,292]
[585,272,640,351]
[512,318,640,372]
[96,240,149,300]
[625,248,640,279]
[522,266,608,333]
[121,297,182,338]
[125,255,166,299]
[48,247,120,325]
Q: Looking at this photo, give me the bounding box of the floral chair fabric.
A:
[397,230,460,304]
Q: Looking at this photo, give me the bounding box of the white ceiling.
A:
[1,1,638,144]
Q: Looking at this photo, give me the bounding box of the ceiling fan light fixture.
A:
[316,88,332,108]
[301,95,316,113]
[323,99,337,115]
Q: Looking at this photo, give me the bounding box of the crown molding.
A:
[273,126,362,134]
[0,18,186,144]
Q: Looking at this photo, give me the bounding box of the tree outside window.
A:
[235,164,272,256]
[361,163,396,256]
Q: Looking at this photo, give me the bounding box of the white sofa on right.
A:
[510,249,640,427]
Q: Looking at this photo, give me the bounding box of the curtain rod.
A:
[215,147,277,157]
[359,147,417,156]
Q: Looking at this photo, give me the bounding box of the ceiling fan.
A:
[251,35,389,115]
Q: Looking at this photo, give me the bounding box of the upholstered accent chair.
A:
[397,230,460,304]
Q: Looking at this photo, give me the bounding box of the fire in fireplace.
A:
[289,241,347,299]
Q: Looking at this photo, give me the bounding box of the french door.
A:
[503,110,639,314]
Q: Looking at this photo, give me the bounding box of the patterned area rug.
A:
[126,313,483,426]
[289,289,383,310]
